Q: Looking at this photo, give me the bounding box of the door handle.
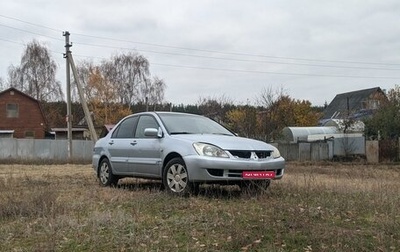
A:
[108,141,114,145]
[130,141,137,146]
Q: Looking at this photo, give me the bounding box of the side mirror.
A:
[144,128,163,138]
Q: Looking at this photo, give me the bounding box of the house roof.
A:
[0,87,50,129]
[322,87,383,120]
[0,87,37,102]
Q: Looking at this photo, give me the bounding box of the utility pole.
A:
[69,53,98,142]
[63,31,73,159]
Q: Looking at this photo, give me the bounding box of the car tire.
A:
[163,157,195,196]
[98,158,119,187]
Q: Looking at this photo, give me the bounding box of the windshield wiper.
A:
[211,133,233,136]
[170,132,193,135]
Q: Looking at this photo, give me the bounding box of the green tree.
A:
[364,86,399,140]
[226,106,257,138]
[257,86,321,141]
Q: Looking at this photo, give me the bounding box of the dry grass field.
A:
[0,162,399,251]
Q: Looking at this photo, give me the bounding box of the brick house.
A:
[321,87,388,122]
[0,87,48,138]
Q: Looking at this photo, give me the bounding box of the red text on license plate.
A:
[242,171,275,179]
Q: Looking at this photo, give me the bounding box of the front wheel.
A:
[163,157,196,196]
[98,158,119,187]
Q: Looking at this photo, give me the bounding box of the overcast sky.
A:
[1,0,400,106]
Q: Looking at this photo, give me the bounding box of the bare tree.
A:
[8,40,63,101]
[7,65,22,88]
[0,77,5,91]
[72,60,96,102]
[150,77,166,105]
[256,86,286,141]
[256,86,286,108]
[72,52,166,113]
[196,94,234,121]
[106,52,150,108]
[86,66,128,124]
[140,76,166,110]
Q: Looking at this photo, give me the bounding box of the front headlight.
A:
[272,146,281,159]
[193,142,229,158]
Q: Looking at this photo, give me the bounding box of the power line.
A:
[2,34,400,81]
[0,37,24,46]
[1,27,357,72]
[69,52,399,80]
[0,23,63,41]
[78,53,396,84]
[0,14,61,33]
[74,41,400,71]
[151,63,399,80]
[1,14,400,81]
[1,14,400,67]
[72,32,400,67]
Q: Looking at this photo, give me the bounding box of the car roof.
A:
[126,111,203,118]
[121,111,205,122]
[154,111,202,116]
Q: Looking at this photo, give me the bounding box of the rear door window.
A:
[111,116,138,138]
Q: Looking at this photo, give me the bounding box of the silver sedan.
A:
[92,111,285,195]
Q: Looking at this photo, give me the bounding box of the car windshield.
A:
[158,113,234,136]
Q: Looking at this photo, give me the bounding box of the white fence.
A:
[0,139,94,162]
[278,135,366,161]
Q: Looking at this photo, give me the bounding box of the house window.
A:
[6,103,19,118]
[369,100,380,109]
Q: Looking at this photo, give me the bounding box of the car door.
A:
[107,116,138,174]
[128,115,163,177]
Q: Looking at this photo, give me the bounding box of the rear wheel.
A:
[163,157,196,196]
[98,158,119,187]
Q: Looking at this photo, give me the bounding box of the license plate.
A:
[242,171,275,179]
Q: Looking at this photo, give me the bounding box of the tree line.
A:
[41,94,323,142]
[1,40,400,142]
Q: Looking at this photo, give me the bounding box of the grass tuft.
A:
[0,163,399,251]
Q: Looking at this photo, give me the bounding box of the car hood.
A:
[169,134,273,150]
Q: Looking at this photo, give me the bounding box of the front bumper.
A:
[183,155,285,182]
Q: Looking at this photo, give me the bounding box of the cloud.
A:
[1,0,399,106]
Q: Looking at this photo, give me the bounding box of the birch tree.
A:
[8,40,63,101]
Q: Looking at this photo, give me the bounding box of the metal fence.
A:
[278,138,400,163]
[0,138,94,162]
[278,142,332,161]
[0,137,397,163]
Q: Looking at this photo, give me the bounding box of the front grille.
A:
[228,150,272,159]
[229,150,251,159]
